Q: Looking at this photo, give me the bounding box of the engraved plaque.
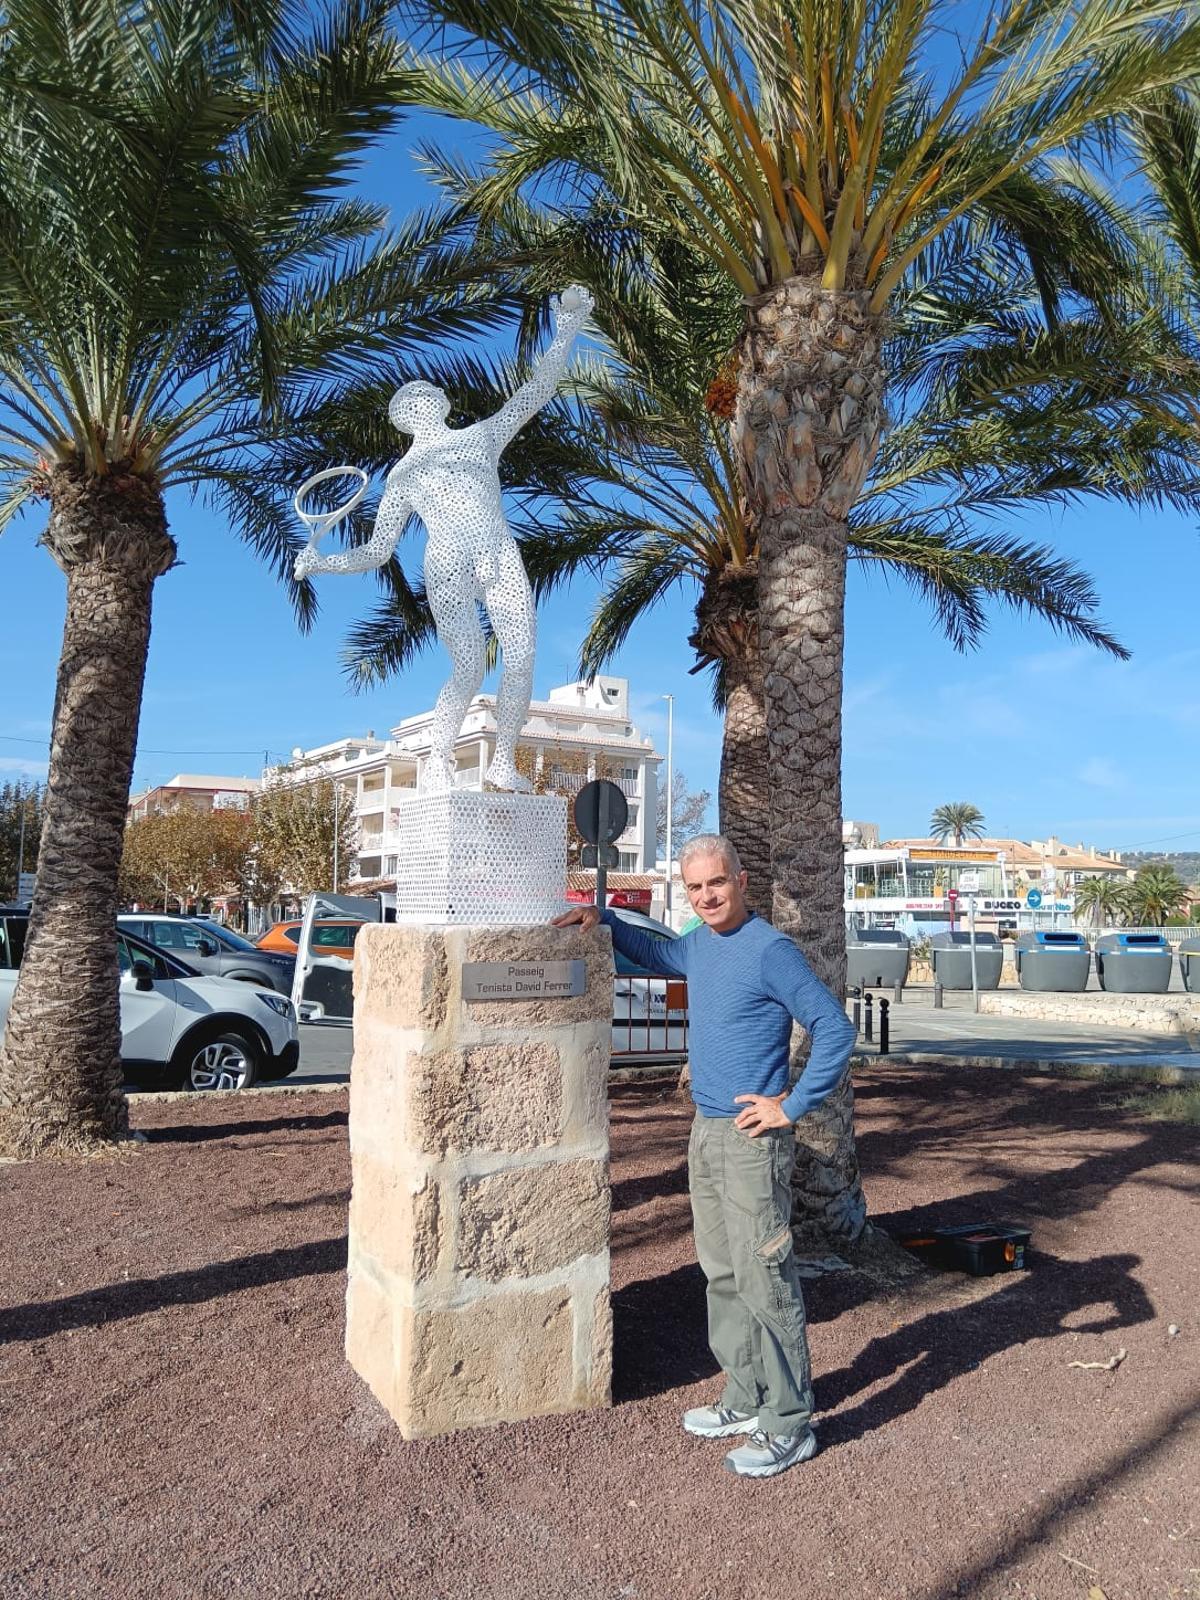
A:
[462,959,586,1001]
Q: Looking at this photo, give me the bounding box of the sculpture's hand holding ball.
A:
[554,284,594,325]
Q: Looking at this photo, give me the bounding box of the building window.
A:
[618,850,638,872]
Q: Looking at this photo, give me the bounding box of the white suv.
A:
[0,912,300,1092]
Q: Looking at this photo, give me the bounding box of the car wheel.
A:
[181,1029,262,1092]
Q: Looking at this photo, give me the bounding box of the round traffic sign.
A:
[573,779,628,847]
[1025,888,1043,909]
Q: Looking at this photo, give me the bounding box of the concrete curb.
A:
[132,1064,688,1103]
[132,1080,348,1104]
[854,1050,1198,1086]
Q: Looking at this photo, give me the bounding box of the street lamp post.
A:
[16,793,26,887]
[332,780,341,894]
[663,694,674,923]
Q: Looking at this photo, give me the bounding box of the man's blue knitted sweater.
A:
[601,910,856,1121]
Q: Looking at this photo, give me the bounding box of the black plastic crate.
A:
[894,1222,1031,1275]
[931,1222,1031,1275]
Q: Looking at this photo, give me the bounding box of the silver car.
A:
[118,915,295,993]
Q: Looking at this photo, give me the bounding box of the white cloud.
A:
[0,757,48,778]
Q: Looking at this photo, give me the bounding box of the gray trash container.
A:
[1014,930,1090,992]
[930,931,1003,991]
[846,928,910,989]
[1179,936,1200,993]
[1095,932,1172,994]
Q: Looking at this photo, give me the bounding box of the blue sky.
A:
[2,109,1199,857]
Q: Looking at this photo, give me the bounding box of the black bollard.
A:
[879,996,890,1055]
[849,985,861,1033]
[934,982,944,1010]
[893,980,903,1006]
[864,991,874,1043]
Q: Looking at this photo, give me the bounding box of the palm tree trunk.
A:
[736,276,894,1258]
[0,469,174,1157]
[718,643,772,917]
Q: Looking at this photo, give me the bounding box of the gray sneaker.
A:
[723,1427,818,1478]
[681,1404,760,1439]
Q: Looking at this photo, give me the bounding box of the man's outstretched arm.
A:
[487,287,593,451]
[294,486,411,579]
[552,903,688,978]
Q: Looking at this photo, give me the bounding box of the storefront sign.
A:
[908,848,999,864]
[462,959,586,1001]
[566,887,653,910]
[846,897,945,913]
[847,895,1038,916]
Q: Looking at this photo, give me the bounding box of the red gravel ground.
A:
[0,1067,1196,1600]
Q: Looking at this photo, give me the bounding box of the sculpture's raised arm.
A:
[487,285,594,451]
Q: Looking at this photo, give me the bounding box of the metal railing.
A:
[547,771,640,799]
[611,975,688,1059]
[1074,924,1196,946]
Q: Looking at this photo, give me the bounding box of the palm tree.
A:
[1122,865,1190,926]
[0,0,507,1156]
[345,204,1190,911]
[929,804,987,847]
[406,0,1200,1253]
[1073,874,1129,929]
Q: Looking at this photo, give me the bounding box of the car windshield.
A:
[193,919,258,953]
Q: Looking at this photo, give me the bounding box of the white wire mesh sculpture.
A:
[294,286,594,795]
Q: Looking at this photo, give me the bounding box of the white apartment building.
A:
[274,676,661,887]
[127,773,260,822]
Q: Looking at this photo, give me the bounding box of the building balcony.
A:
[546,771,640,799]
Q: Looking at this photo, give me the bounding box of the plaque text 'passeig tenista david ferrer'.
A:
[461,960,586,1001]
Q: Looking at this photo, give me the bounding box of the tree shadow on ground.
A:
[815,1249,1153,1448]
[139,1108,348,1144]
[0,1237,347,1344]
[853,1070,1197,1215]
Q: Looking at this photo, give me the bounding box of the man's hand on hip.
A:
[552,905,601,931]
[733,1093,792,1135]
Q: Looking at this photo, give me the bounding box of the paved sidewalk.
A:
[865,986,1200,1074]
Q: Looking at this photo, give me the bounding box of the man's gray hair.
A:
[678,833,743,877]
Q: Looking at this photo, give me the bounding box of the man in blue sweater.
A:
[554,834,856,1478]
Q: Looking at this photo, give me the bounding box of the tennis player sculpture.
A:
[293,287,594,795]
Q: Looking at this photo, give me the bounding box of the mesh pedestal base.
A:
[390,790,568,926]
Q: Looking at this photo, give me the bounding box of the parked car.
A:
[257,919,364,962]
[119,914,295,993]
[608,908,689,1055]
[0,909,299,1092]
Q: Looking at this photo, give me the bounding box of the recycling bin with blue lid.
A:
[846,928,910,989]
[930,931,1003,991]
[1095,931,1172,994]
[1014,930,1090,992]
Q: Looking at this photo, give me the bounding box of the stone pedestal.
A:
[345,922,614,1437]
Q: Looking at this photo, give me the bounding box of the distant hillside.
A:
[1120,851,1200,884]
